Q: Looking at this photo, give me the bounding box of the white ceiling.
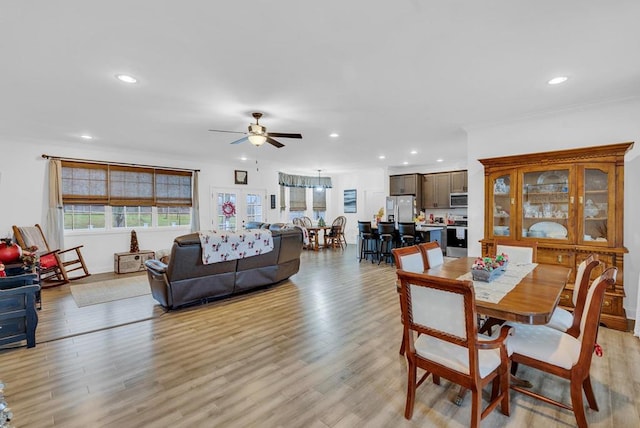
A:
[2,1,640,174]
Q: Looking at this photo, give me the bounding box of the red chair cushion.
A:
[40,253,58,269]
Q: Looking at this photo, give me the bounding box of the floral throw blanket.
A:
[198,229,274,264]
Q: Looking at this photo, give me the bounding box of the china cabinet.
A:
[479,142,633,331]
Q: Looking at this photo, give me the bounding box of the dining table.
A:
[305,226,332,251]
[424,257,571,325]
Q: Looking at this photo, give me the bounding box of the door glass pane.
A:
[522,169,569,240]
[217,192,237,231]
[583,168,608,243]
[492,174,511,236]
[246,193,263,223]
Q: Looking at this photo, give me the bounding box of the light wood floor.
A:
[1,247,639,427]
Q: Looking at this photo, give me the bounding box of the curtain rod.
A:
[41,154,200,173]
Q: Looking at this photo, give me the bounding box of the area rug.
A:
[70,275,151,307]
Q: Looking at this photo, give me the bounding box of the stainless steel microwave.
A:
[450,193,468,207]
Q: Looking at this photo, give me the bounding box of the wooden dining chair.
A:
[507,267,617,428]
[13,224,90,287]
[392,246,425,356]
[418,241,444,269]
[397,270,512,426]
[493,239,538,264]
[546,254,599,335]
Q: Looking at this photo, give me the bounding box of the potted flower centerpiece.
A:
[471,253,509,282]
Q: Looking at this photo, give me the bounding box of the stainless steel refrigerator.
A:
[386,195,416,225]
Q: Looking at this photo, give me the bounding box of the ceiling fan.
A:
[209,112,302,148]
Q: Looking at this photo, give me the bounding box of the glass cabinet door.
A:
[489,171,515,238]
[580,164,614,245]
[521,168,571,241]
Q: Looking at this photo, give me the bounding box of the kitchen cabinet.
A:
[422,173,451,209]
[390,174,419,195]
[450,170,468,193]
[479,142,633,331]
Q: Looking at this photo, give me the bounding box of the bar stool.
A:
[398,222,418,247]
[377,221,396,265]
[358,221,377,263]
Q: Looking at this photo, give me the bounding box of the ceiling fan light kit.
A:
[209,112,302,148]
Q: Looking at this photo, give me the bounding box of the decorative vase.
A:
[0,242,22,264]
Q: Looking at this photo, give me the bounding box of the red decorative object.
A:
[0,241,22,264]
[222,201,236,218]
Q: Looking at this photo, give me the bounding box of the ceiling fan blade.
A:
[209,129,247,135]
[266,137,285,148]
[267,132,302,139]
[230,136,249,145]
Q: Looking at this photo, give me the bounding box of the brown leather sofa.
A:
[145,225,303,309]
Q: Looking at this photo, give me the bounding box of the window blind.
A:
[312,188,326,210]
[289,187,307,211]
[61,161,193,206]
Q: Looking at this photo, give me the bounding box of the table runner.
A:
[199,229,273,264]
[457,263,537,303]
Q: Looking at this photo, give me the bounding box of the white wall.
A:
[0,140,385,271]
[466,97,640,320]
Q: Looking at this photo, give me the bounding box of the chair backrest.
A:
[358,221,372,235]
[576,267,617,365]
[377,221,395,235]
[566,255,600,336]
[292,218,303,227]
[398,222,416,236]
[397,270,478,373]
[301,217,313,228]
[13,224,51,253]
[418,241,444,269]
[332,216,346,227]
[494,239,537,264]
[392,246,424,273]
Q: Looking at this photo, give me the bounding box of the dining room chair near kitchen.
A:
[493,239,538,264]
[398,222,419,247]
[377,221,396,265]
[397,270,512,426]
[392,245,426,356]
[13,224,90,287]
[324,216,346,249]
[546,254,599,335]
[418,241,444,269]
[507,267,617,428]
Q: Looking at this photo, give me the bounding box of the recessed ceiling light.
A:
[80,135,93,140]
[240,156,247,161]
[329,133,339,138]
[378,155,385,160]
[403,161,409,165]
[548,76,568,85]
[410,150,417,155]
[436,158,444,162]
[116,74,138,84]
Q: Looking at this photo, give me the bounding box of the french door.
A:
[211,188,266,231]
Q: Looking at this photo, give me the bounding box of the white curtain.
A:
[46,159,64,249]
[190,171,200,232]
[635,272,640,337]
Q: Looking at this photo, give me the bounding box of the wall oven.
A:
[446,225,468,258]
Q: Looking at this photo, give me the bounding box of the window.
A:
[64,205,106,230]
[158,206,191,226]
[246,193,263,223]
[217,193,237,231]
[112,206,152,228]
[312,188,326,221]
[61,161,193,231]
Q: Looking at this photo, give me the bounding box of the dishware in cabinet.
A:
[521,167,572,241]
[487,171,515,238]
[578,164,615,246]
